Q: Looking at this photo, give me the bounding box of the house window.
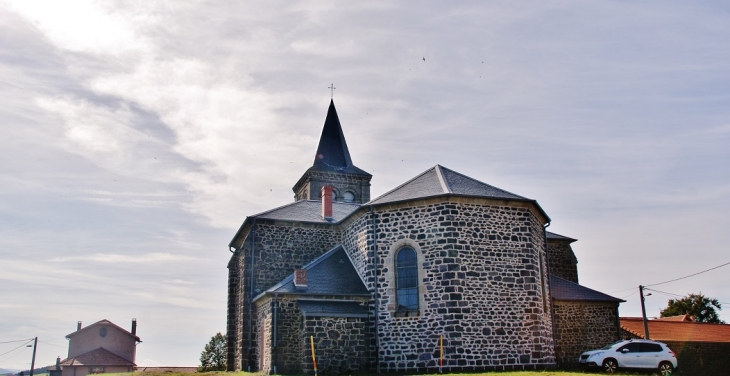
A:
[396,247,418,311]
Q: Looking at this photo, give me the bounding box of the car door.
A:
[616,343,643,367]
[638,343,663,368]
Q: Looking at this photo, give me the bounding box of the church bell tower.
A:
[292,100,372,204]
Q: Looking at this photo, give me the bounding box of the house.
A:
[226,100,623,373]
[57,320,140,376]
[621,316,730,376]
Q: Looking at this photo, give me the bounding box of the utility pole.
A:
[28,337,38,376]
[639,286,650,340]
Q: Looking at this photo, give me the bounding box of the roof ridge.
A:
[438,165,528,200]
[366,166,438,204]
[250,200,305,218]
[434,165,451,194]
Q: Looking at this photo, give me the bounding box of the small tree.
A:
[199,332,227,371]
[660,293,724,323]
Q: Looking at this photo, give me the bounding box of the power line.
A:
[645,260,730,287]
[645,287,730,305]
[0,339,34,344]
[619,290,639,300]
[38,340,65,348]
[0,339,33,358]
[608,287,637,294]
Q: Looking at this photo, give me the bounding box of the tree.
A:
[660,293,724,323]
[199,332,227,371]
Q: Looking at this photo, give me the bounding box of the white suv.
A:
[578,339,678,375]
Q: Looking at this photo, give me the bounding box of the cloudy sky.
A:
[1,0,729,369]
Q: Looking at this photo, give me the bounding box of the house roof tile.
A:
[621,317,730,343]
[66,319,140,342]
[254,245,369,301]
[550,275,624,303]
[252,200,361,224]
[59,348,135,367]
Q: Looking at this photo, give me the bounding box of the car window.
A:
[642,343,663,353]
[618,343,642,353]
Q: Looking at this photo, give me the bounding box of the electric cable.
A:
[0,339,33,358]
[645,260,730,287]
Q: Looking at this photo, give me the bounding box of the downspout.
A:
[272,293,278,375]
[370,206,380,373]
[247,218,257,371]
[542,222,559,366]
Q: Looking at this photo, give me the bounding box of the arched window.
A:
[332,190,337,202]
[343,191,355,203]
[395,247,418,311]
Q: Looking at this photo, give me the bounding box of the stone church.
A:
[226,100,624,374]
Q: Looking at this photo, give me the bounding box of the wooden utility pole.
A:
[639,286,650,339]
[29,337,38,376]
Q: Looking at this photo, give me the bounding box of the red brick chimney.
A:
[321,185,333,220]
[294,269,307,289]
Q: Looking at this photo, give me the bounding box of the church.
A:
[226,100,624,374]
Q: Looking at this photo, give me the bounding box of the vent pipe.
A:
[77,321,82,331]
[131,318,137,336]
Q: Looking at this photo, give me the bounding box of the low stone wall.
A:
[553,301,620,367]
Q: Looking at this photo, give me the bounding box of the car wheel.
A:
[602,358,618,374]
[658,361,673,376]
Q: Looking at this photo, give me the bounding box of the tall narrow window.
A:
[396,247,418,311]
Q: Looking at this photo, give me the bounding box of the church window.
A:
[395,247,418,311]
[343,191,355,203]
[332,191,337,202]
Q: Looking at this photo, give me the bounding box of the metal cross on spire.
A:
[328,83,336,99]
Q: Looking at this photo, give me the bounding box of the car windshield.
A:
[600,341,623,350]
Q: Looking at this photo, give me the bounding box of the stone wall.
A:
[370,198,555,371]
[340,212,374,290]
[294,171,371,203]
[553,301,619,367]
[301,314,374,374]
[231,220,341,371]
[255,299,273,374]
[226,249,244,371]
[546,239,578,283]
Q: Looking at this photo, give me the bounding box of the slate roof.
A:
[253,245,369,302]
[59,348,135,367]
[367,165,548,220]
[66,319,140,342]
[297,300,369,318]
[309,100,370,176]
[250,200,361,224]
[621,317,730,343]
[546,231,577,242]
[550,275,624,303]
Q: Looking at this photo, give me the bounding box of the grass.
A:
[100,370,660,376]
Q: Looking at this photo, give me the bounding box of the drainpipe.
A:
[542,222,559,365]
[272,293,278,375]
[247,218,257,371]
[370,206,380,373]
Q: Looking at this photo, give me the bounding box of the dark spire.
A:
[312,100,354,171]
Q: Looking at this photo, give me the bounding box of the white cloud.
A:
[50,252,198,263]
